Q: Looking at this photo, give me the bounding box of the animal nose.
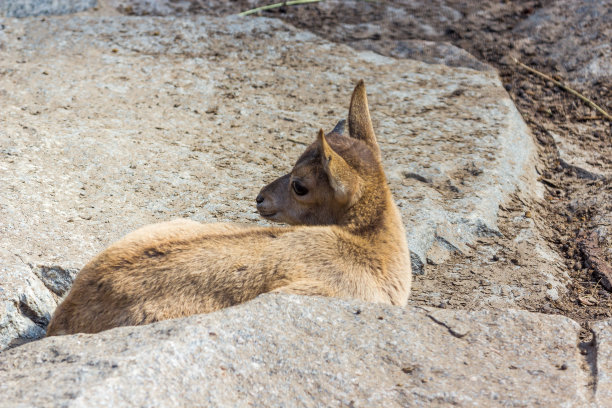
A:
[256,194,264,204]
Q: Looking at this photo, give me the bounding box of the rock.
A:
[514,0,612,87]
[423,220,476,267]
[549,131,610,181]
[593,319,612,404]
[0,0,97,17]
[0,294,597,407]
[435,221,474,255]
[578,230,612,291]
[351,39,494,72]
[32,265,79,298]
[0,14,536,347]
[0,251,57,349]
[426,240,451,266]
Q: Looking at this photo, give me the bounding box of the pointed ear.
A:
[327,119,346,137]
[318,129,362,206]
[348,80,377,147]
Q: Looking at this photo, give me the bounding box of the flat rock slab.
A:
[0,15,535,347]
[0,295,601,407]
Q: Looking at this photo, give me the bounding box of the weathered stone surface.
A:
[351,39,494,72]
[0,14,536,347]
[593,319,612,406]
[514,0,611,87]
[0,0,96,17]
[0,295,595,407]
[550,130,610,181]
[0,251,57,349]
[31,265,79,298]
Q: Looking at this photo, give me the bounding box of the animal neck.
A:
[338,178,403,242]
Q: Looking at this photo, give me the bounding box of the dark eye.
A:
[292,180,309,196]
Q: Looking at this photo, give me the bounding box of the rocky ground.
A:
[0,0,611,406]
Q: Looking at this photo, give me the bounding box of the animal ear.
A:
[348,80,377,147]
[318,129,362,206]
[327,119,346,137]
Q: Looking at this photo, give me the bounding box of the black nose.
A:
[256,194,264,204]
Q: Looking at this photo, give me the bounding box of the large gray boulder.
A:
[0,294,605,407]
[0,14,538,347]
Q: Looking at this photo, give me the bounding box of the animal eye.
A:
[292,180,309,196]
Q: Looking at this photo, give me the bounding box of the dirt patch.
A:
[114,0,612,327]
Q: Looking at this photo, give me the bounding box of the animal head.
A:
[256,80,386,226]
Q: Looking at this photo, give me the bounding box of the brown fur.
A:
[46,81,412,336]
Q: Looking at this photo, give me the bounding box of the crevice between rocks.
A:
[17,297,49,329]
[4,257,77,349]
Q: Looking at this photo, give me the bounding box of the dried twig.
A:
[239,0,324,16]
[512,57,611,121]
[539,177,561,189]
[287,138,308,145]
